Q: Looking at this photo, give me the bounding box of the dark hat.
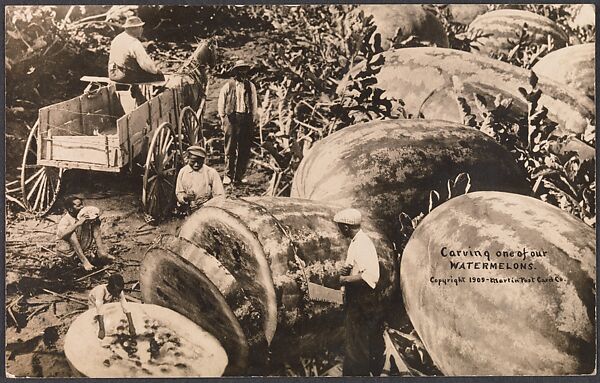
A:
[187,145,207,158]
[231,59,252,72]
[123,16,145,28]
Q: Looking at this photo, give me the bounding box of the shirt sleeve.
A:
[132,40,160,74]
[210,169,225,198]
[89,285,106,316]
[120,291,130,314]
[356,235,380,289]
[175,168,186,203]
[217,83,228,118]
[251,82,259,122]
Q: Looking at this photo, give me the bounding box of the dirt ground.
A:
[4,32,273,377]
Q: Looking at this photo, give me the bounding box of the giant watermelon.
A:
[141,197,397,375]
[338,47,595,135]
[447,4,488,25]
[572,4,595,28]
[357,5,449,49]
[467,9,569,57]
[291,119,530,242]
[532,43,595,100]
[401,191,596,375]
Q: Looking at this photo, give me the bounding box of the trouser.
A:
[343,283,385,376]
[110,67,165,106]
[224,112,254,181]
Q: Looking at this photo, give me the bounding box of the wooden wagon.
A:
[20,43,211,222]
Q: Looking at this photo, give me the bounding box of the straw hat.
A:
[231,59,252,72]
[123,16,145,29]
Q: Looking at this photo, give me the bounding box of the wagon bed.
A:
[37,84,183,172]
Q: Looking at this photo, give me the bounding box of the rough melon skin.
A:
[357,5,449,49]
[400,191,596,376]
[291,119,530,243]
[141,197,397,373]
[532,43,595,100]
[467,10,569,57]
[338,47,595,135]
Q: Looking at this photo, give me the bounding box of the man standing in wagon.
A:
[108,16,164,103]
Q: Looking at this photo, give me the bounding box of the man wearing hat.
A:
[108,16,164,86]
[217,59,259,185]
[175,145,225,213]
[334,208,384,376]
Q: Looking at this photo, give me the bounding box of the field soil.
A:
[5,32,272,377]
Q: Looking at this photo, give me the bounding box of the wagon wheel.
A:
[142,122,179,222]
[20,120,64,216]
[178,106,204,156]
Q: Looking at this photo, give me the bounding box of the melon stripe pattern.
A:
[338,47,595,135]
[532,43,595,100]
[140,197,397,375]
[400,191,596,376]
[467,9,569,57]
[291,119,530,243]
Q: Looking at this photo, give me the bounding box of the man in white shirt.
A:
[175,145,225,214]
[108,16,164,84]
[217,60,258,186]
[108,16,164,105]
[334,208,384,376]
[89,273,135,339]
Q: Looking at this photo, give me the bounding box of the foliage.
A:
[454,72,596,227]
[247,5,400,196]
[488,27,555,69]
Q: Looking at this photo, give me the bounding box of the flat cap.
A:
[333,208,362,225]
[187,145,206,158]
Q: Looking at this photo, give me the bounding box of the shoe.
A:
[240,178,248,184]
[223,176,232,185]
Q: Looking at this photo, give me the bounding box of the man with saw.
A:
[334,208,385,376]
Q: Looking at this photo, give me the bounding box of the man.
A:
[89,273,135,339]
[334,208,385,376]
[175,145,225,213]
[108,16,164,104]
[217,59,259,186]
[56,196,112,271]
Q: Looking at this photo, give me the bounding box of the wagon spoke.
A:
[161,134,174,154]
[162,151,176,166]
[32,173,47,211]
[27,170,46,201]
[163,167,177,175]
[24,167,45,185]
[39,175,48,211]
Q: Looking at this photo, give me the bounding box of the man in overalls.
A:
[334,208,385,376]
[108,16,165,104]
[217,60,258,186]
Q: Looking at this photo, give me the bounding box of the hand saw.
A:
[294,254,344,305]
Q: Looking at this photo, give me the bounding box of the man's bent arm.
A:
[133,41,160,74]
